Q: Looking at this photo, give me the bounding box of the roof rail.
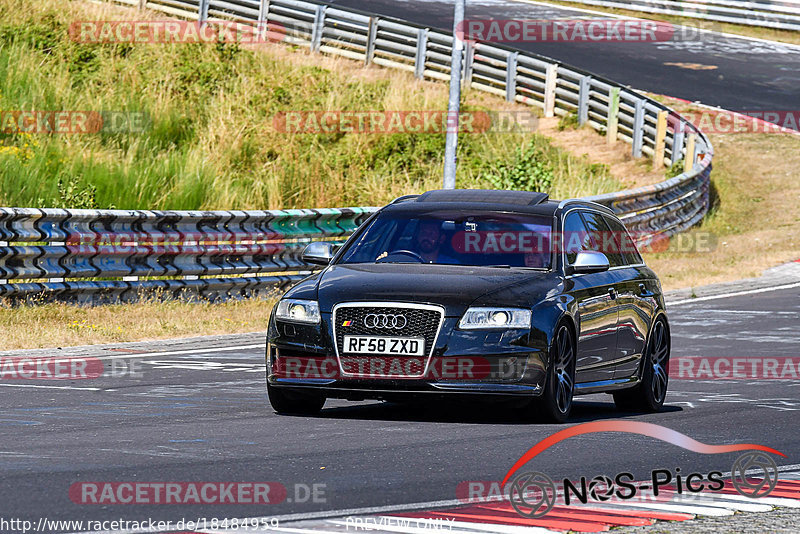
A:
[556,198,614,212]
[416,189,549,206]
[390,194,420,204]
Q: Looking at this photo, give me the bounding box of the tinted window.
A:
[338,210,553,269]
[603,214,643,266]
[563,211,594,265]
[580,211,624,267]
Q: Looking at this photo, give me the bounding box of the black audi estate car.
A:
[266,189,670,422]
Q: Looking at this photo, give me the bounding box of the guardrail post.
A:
[0,240,6,285]
[198,0,210,24]
[672,123,685,166]
[463,41,474,88]
[653,110,668,169]
[632,98,645,158]
[138,0,146,11]
[257,0,270,42]
[311,5,327,52]
[578,75,591,126]
[365,17,378,65]
[544,63,557,118]
[607,87,619,145]
[505,52,518,102]
[415,29,429,80]
[684,133,697,173]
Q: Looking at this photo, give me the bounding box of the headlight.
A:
[458,307,532,329]
[275,299,321,324]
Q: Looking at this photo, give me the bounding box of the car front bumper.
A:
[266,315,549,400]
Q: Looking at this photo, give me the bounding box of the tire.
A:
[613,317,670,412]
[531,323,576,423]
[267,383,326,415]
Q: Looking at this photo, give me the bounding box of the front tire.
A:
[531,323,575,423]
[613,317,670,412]
[267,383,326,415]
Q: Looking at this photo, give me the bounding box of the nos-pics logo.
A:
[502,421,784,518]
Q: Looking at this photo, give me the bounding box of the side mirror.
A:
[302,242,335,266]
[567,250,610,275]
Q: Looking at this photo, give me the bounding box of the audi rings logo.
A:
[507,472,556,518]
[731,451,779,498]
[363,313,407,329]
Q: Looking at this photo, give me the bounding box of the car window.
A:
[563,211,594,265]
[603,214,643,266]
[337,210,554,269]
[580,211,624,268]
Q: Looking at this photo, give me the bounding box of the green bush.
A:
[558,112,580,131]
[666,159,685,179]
[480,141,555,193]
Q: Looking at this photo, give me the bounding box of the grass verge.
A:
[0,296,277,351]
[641,97,800,291]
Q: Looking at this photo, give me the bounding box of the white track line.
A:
[669,281,800,306]
[659,495,772,512]
[328,518,507,534]
[4,344,265,363]
[682,493,800,509]
[572,500,734,516]
[378,516,558,534]
[0,383,101,391]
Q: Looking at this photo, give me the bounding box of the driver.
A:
[415,220,448,263]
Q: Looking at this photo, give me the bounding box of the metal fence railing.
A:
[1,0,714,303]
[0,207,375,303]
[544,0,800,32]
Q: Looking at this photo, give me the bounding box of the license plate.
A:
[342,336,425,356]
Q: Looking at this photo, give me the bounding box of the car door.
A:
[601,214,653,379]
[563,210,619,384]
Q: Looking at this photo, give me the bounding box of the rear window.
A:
[602,214,643,266]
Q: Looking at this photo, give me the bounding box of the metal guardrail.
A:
[0,207,375,302]
[546,0,800,32]
[1,0,713,303]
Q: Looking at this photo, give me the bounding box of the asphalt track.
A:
[0,282,798,532]
[330,0,800,115]
[0,2,797,533]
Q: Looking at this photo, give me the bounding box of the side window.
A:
[603,214,643,266]
[581,211,624,267]
[563,211,593,265]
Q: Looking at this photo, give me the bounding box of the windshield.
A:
[337,210,553,269]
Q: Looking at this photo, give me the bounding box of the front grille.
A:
[333,304,444,377]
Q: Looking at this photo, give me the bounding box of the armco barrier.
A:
[543,0,800,32]
[0,207,375,303]
[2,0,713,303]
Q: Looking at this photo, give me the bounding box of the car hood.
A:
[291,263,555,316]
